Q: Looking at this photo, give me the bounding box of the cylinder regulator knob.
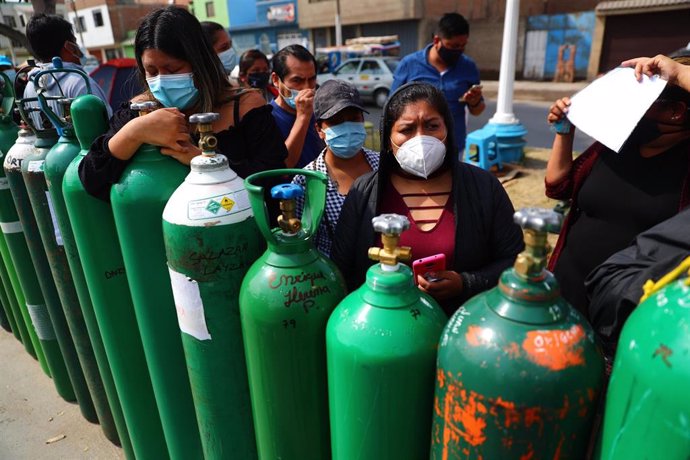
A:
[51,57,64,69]
[189,112,220,154]
[130,101,158,116]
[512,207,563,278]
[368,214,412,268]
[271,183,304,234]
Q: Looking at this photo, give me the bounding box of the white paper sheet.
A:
[168,266,212,341]
[566,67,667,153]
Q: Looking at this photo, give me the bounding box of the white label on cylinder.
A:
[27,160,44,172]
[187,189,251,221]
[45,192,64,246]
[168,266,212,341]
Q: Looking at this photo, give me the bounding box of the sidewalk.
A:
[0,329,124,459]
[483,79,588,102]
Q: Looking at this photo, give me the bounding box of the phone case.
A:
[412,254,447,285]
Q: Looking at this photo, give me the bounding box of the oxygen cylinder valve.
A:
[189,112,220,155]
[368,214,412,271]
[271,183,303,234]
[513,208,562,279]
[130,101,158,116]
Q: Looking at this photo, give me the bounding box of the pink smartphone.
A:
[412,254,446,285]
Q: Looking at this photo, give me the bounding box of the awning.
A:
[596,0,690,15]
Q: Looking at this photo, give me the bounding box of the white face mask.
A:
[391,134,447,179]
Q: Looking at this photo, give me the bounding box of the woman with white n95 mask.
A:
[292,79,379,257]
[332,82,524,316]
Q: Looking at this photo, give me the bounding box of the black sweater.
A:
[586,206,690,357]
[79,102,288,201]
[331,162,524,314]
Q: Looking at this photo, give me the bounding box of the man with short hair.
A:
[391,13,485,152]
[270,45,324,168]
[23,14,111,127]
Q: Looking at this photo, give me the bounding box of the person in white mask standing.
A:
[332,82,523,315]
[201,21,237,76]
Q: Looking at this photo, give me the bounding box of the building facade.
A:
[298,0,601,79]
[228,0,307,55]
[67,0,189,62]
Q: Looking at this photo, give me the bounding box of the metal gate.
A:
[524,30,547,79]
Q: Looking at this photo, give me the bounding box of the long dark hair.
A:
[134,6,234,111]
[379,82,459,177]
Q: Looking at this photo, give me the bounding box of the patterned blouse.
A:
[293,148,380,257]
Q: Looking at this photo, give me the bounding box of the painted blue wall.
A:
[228,0,304,53]
[527,12,595,79]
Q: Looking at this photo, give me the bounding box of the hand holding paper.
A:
[566,67,667,152]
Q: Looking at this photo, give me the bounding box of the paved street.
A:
[365,98,595,154]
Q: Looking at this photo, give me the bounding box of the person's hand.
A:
[294,88,315,119]
[131,108,190,153]
[462,85,483,107]
[161,139,201,165]
[417,270,463,301]
[547,97,571,124]
[621,54,683,85]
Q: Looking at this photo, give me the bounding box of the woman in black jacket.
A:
[331,82,523,315]
[79,7,287,201]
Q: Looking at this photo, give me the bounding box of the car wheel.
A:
[374,89,389,108]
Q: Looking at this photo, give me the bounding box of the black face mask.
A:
[248,72,270,89]
[626,117,662,148]
[437,45,463,67]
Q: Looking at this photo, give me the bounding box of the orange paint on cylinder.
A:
[522,325,586,371]
[465,325,483,347]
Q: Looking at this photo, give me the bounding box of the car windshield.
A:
[384,59,400,73]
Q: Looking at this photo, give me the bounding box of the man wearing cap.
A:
[292,79,379,257]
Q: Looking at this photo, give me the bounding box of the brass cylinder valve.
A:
[512,208,562,279]
[270,184,304,234]
[368,214,412,269]
[189,112,220,154]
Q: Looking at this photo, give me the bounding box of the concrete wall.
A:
[192,0,229,26]
[68,4,114,47]
[297,0,421,29]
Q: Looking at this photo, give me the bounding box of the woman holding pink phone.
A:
[332,82,523,315]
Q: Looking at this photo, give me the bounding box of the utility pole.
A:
[480,0,527,163]
[68,0,86,50]
[334,0,342,46]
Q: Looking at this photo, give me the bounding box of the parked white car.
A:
[317,57,400,108]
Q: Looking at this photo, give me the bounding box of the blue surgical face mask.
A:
[218,48,237,73]
[146,73,199,110]
[324,121,367,159]
[279,80,299,109]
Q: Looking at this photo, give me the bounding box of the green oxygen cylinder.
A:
[598,259,690,459]
[163,113,263,460]
[21,76,96,422]
[39,87,123,446]
[8,102,80,402]
[2,124,56,379]
[0,277,12,332]
[327,213,448,460]
[65,94,168,460]
[0,73,35,354]
[110,101,202,460]
[431,208,604,460]
[240,171,347,460]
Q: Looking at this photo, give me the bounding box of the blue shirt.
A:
[270,100,324,168]
[390,44,481,150]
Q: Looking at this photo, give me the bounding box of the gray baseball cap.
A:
[314,79,369,121]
